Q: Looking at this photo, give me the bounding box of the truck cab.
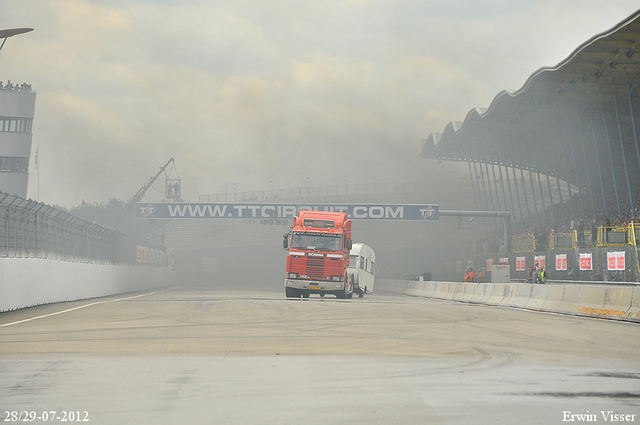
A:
[283,210,353,298]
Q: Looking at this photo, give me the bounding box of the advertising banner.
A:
[607,251,625,271]
[136,203,439,221]
[516,256,526,272]
[486,258,493,272]
[555,253,567,271]
[579,253,593,271]
[137,245,148,263]
[137,245,165,265]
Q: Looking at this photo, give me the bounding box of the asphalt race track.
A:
[1,284,639,424]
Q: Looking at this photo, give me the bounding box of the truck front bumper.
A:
[284,279,345,293]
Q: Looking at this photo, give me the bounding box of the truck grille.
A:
[306,257,325,279]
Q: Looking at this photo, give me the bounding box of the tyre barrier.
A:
[378,279,640,323]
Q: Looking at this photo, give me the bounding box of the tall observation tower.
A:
[0,27,35,198]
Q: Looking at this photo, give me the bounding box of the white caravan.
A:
[347,243,375,298]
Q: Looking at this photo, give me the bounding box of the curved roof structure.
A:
[421,9,640,222]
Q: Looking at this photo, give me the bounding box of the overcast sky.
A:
[2,1,639,207]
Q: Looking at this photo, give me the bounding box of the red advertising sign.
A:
[556,254,567,271]
[579,253,592,271]
[607,251,625,271]
[516,256,526,272]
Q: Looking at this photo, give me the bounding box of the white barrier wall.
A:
[378,279,640,323]
[0,258,174,312]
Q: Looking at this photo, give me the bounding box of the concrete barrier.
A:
[460,283,476,302]
[0,258,174,312]
[626,287,640,319]
[507,283,534,309]
[378,278,639,323]
[575,286,632,319]
[541,285,566,312]
[485,284,509,305]
[527,285,549,310]
[557,285,583,314]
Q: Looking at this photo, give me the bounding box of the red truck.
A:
[283,210,354,298]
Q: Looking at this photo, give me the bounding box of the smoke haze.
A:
[1,0,637,207]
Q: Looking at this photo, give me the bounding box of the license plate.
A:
[309,286,321,290]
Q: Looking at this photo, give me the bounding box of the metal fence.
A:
[198,180,474,203]
[0,192,166,265]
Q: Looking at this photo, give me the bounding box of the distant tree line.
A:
[69,198,150,241]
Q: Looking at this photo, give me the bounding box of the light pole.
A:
[269,180,273,199]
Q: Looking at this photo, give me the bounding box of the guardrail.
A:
[0,192,166,266]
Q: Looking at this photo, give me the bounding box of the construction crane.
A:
[112,158,175,230]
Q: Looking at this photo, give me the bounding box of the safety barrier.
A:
[0,192,174,312]
[0,192,167,266]
[379,279,640,323]
[0,257,175,312]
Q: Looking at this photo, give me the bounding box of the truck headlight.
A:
[288,273,298,279]
[331,275,342,282]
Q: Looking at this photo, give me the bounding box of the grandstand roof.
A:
[421,9,640,190]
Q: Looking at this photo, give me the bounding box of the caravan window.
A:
[348,255,358,268]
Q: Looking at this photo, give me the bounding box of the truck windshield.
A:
[291,233,343,252]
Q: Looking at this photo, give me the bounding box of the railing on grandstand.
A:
[597,226,628,246]
[512,223,640,253]
[0,192,166,266]
[198,180,473,203]
[512,236,534,253]
[549,233,574,250]
[630,223,640,246]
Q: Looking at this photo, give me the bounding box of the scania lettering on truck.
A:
[283,210,353,298]
[347,243,375,298]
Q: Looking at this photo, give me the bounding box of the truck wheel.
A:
[302,292,310,298]
[320,293,325,298]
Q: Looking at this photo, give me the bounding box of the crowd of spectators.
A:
[0,80,32,92]
[471,182,640,256]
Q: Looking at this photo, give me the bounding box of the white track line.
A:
[0,286,181,328]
